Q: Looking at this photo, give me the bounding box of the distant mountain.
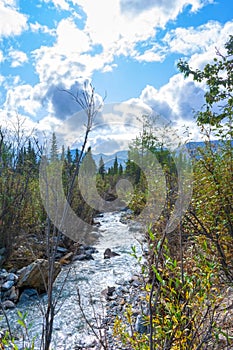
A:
[69,140,232,169]
[92,150,128,170]
[69,149,128,170]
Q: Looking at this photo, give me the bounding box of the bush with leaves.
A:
[178,35,233,281]
[113,228,231,349]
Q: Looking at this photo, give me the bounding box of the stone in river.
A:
[104,248,120,259]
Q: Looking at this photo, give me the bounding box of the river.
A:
[2,211,143,349]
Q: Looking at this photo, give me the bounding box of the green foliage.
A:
[114,235,228,349]
[98,156,106,179]
[0,311,36,350]
[184,138,233,280]
[178,35,233,281]
[50,132,59,162]
[178,35,233,127]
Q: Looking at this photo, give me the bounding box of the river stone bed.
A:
[73,273,148,350]
[0,211,146,349]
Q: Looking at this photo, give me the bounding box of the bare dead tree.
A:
[40,82,104,350]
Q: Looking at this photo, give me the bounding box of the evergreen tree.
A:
[74,148,80,165]
[26,140,37,169]
[66,146,73,164]
[82,147,97,175]
[61,145,65,162]
[119,163,123,175]
[113,156,118,175]
[98,156,106,179]
[50,132,58,162]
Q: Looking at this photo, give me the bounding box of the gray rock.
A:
[8,286,19,302]
[19,288,39,303]
[17,259,61,293]
[7,273,18,282]
[0,270,8,279]
[74,253,94,261]
[1,280,14,290]
[135,314,148,334]
[104,248,120,259]
[57,246,68,254]
[1,300,16,309]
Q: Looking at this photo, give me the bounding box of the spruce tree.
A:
[98,156,106,179]
[50,132,59,162]
[113,156,118,175]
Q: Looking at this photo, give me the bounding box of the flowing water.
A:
[2,211,144,349]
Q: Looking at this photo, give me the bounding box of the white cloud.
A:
[139,73,206,140]
[102,63,118,73]
[56,18,90,55]
[4,83,44,116]
[8,49,28,67]
[30,22,56,36]
[0,0,230,142]
[188,21,233,69]
[40,0,70,11]
[31,17,97,85]
[163,21,222,55]
[119,0,214,26]
[0,0,28,38]
[135,48,166,62]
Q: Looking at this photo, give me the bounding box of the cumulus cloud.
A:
[43,82,86,120]
[139,74,206,140]
[4,84,43,116]
[8,49,28,67]
[120,0,213,24]
[0,0,231,146]
[0,0,28,38]
[30,22,56,35]
[40,0,70,11]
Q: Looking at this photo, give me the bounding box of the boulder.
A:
[17,259,61,293]
[104,248,120,259]
[19,288,38,303]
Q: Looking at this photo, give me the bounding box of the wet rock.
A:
[57,246,68,254]
[2,286,19,303]
[104,248,120,259]
[17,259,61,293]
[74,335,97,349]
[7,273,18,282]
[74,253,94,261]
[101,286,116,299]
[8,286,19,303]
[1,300,16,309]
[19,288,39,303]
[1,280,14,291]
[0,269,8,280]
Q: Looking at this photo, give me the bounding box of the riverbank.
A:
[0,211,144,349]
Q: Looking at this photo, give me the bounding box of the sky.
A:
[0,0,233,154]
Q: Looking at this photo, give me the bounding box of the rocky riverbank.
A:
[0,211,145,349]
[73,271,147,350]
[0,243,98,310]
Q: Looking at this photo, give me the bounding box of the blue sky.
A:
[0,0,233,153]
